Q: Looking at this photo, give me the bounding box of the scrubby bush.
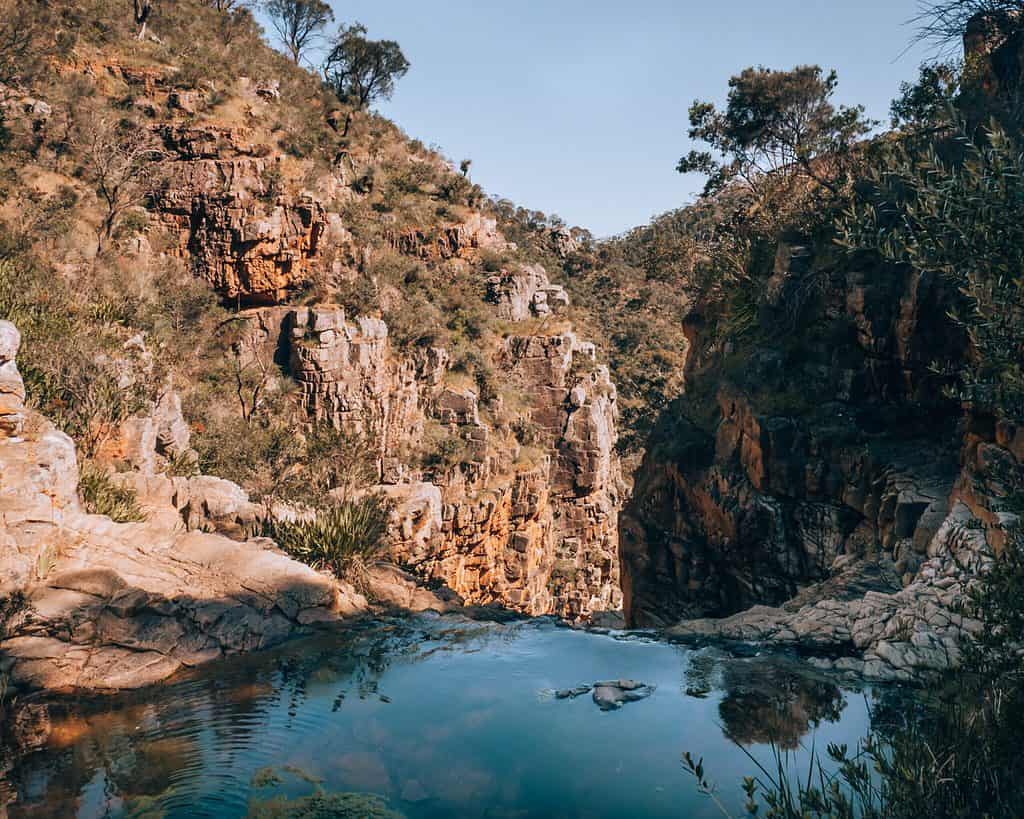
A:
[0,251,155,458]
[79,463,147,522]
[263,496,391,590]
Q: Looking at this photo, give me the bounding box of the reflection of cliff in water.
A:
[1,617,882,819]
[685,651,848,750]
[0,617,500,817]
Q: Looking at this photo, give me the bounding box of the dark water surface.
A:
[2,615,882,818]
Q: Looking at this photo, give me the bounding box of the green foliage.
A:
[262,496,392,589]
[678,65,875,198]
[0,252,154,457]
[840,126,1024,420]
[890,62,961,131]
[960,460,1024,681]
[0,0,58,86]
[79,463,147,523]
[322,23,410,109]
[420,422,471,474]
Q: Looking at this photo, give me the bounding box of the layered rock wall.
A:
[236,292,623,620]
[622,237,1002,679]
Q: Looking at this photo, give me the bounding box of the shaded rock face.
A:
[622,398,960,626]
[622,240,1002,680]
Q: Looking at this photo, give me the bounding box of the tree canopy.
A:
[322,23,410,109]
[677,65,874,197]
[264,0,333,64]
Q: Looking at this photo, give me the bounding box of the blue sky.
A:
[268,1,941,237]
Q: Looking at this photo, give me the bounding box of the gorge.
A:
[1,0,1023,816]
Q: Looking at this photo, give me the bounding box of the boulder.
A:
[486,265,570,321]
[0,320,25,438]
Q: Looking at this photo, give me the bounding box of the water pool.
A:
[1,614,883,818]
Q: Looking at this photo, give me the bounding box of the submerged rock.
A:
[555,685,592,700]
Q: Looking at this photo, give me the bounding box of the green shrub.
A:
[79,463,147,523]
[420,423,470,473]
[263,496,391,590]
[841,125,1024,420]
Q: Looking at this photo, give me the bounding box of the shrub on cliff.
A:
[841,125,1024,421]
[263,496,391,591]
[678,65,875,220]
[0,252,155,458]
[79,463,147,522]
[322,23,410,110]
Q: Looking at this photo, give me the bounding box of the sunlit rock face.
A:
[0,320,25,439]
[235,304,622,620]
[0,324,369,693]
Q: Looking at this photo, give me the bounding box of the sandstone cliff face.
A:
[236,295,623,620]
[0,324,367,693]
[621,239,1004,679]
[153,131,356,305]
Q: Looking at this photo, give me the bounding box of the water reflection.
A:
[683,650,848,750]
[1,616,876,819]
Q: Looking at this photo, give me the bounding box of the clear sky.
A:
[279,1,941,237]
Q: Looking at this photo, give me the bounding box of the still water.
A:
[2,614,885,818]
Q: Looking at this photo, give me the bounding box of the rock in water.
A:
[591,679,655,710]
[555,685,592,700]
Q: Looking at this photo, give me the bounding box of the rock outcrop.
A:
[486,265,570,321]
[0,326,368,693]
[385,213,506,261]
[0,321,25,439]
[154,139,358,305]
[622,235,1007,680]
[237,303,624,621]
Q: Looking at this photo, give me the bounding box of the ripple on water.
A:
[2,614,884,819]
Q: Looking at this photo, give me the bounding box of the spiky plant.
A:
[263,496,391,591]
[79,463,147,523]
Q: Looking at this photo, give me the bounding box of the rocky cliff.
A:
[0,36,625,627]
[0,320,369,692]
[235,300,622,619]
[620,233,1013,680]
